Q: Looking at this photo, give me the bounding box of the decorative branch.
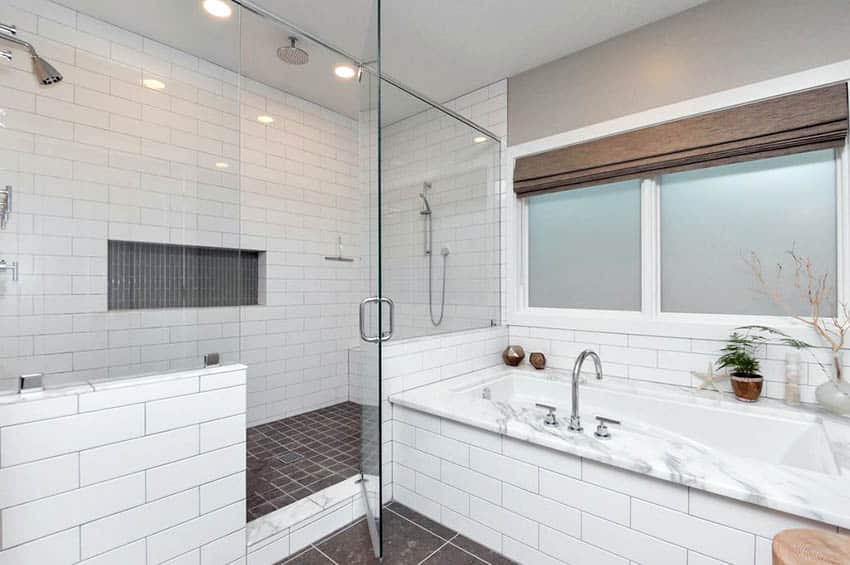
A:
[745,248,847,354]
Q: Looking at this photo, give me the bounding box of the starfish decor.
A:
[692,361,729,392]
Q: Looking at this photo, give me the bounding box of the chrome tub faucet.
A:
[569,349,603,432]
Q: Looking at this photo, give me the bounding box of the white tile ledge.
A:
[0,364,247,406]
[390,365,850,529]
[246,475,361,548]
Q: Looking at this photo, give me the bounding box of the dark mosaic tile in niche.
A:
[108,240,259,310]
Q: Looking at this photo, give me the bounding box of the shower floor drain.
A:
[276,451,304,465]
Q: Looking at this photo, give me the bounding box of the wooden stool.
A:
[773,529,850,564]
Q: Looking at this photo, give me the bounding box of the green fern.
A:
[717,332,761,375]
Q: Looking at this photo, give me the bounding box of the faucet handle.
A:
[594,416,620,439]
[535,403,558,426]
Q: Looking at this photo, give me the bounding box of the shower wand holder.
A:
[324,236,354,262]
[0,260,18,281]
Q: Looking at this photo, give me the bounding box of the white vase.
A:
[815,352,850,416]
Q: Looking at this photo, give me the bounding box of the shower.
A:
[277,37,309,65]
[419,182,450,326]
[0,23,63,85]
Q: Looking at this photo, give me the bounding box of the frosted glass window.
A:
[528,180,641,310]
[660,150,836,316]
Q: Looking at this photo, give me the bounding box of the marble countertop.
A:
[0,363,247,405]
[390,365,850,529]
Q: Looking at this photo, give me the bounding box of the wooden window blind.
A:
[514,83,849,197]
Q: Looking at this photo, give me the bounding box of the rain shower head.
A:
[277,37,309,65]
[0,23,63,85]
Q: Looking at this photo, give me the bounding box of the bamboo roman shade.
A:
[514,83,849,197]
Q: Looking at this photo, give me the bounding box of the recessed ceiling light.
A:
[257,115,274,124]
[473,135,488,144]
[334,65,356,79]
[142,78,165,91]
[202,0,232,18]
[215,162,229,169]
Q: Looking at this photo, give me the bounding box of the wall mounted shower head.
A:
[0,23,63,85]
[277,37,309,65]
[32,54,62,85]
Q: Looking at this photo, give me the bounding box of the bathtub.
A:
[390,364,850,528]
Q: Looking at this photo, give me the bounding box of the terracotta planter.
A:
[731,372,763,402]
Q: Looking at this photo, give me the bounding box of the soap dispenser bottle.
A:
[784,352,801,406]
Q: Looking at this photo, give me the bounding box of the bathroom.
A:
[0,0,849,564]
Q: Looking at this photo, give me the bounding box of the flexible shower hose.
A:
[428,250,447,326]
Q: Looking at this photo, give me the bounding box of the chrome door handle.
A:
[359,297,395,343]
[379,297,394,342]
[359,297,380,343]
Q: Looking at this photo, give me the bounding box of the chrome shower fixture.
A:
[419,182,449,326]
[0,185,11,230]
[277,37,309,65]
[0,49,11,62]
[0,22,63,85]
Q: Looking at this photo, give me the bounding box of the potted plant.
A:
[717,332,764,402]
[717,325,813,402]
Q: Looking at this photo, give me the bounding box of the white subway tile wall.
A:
[509,325,836,403]
[391,403,839,565]
[0,0,362,426]
[380,81,506,339]
[0,365,247,565]
[380,326,509,503]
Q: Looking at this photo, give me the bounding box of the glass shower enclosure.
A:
[0,0,501,561]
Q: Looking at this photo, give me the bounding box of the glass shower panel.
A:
[0,1,244,391]
[237,1,382,554]
[379,81,502,340]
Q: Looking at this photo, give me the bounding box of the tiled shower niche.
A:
[108,240,261,310]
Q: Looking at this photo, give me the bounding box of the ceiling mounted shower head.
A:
[277,37,309,66]
[32,54,62,85]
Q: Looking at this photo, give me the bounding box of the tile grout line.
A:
[311,543,341,565]
[415,537,454,565]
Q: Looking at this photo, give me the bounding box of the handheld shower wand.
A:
[419,183,449,326]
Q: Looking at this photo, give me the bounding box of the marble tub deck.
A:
[390,365,850,529]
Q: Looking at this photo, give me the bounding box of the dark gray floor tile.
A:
[385,503,456,541]
[247,401,367,521]
[276,547,334,564]
[451,536,517,565]
[422,544,487,564]
[316,520,380,565]
[381,510,447,564]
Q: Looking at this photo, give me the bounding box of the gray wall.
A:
[507,0,850,146]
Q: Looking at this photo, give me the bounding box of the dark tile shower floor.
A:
[247,401,369,522]
[277,502,516,565]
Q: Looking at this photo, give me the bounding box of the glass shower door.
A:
[355,2,384,557]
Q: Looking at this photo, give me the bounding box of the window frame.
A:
[507,85,850,340]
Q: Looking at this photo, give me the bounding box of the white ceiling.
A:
[55,0,710,121]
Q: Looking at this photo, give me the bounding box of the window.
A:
[522,149,839,318]
[660,150,836,316]
[108,241,260,310]
[527,179,641,310]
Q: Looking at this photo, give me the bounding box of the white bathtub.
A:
[390,365,850,528]
[458,369,839,475]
